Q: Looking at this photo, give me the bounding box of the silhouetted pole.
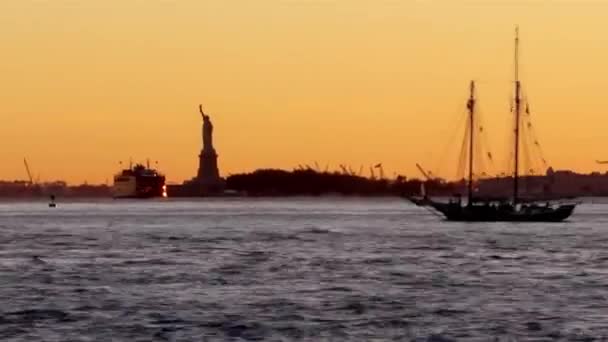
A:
[467,80,475,206]
[513,27,521,205]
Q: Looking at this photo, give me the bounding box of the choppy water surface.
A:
[1,198,608,341]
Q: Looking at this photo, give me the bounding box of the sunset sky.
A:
[2,1,608,184]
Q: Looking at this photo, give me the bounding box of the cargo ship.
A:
[112,163,166,199]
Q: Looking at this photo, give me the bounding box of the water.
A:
[1,198,608,341]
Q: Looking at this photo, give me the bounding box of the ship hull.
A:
[112,174,166,199]
[408,197,575,222]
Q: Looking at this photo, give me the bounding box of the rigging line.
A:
[525,120,542,173]
[504,111,516,176]
[480,142,492,177]
[520,92,546,171]
[476,105,496,176]
[434,84,483,178]
[473,111,486,179]
[474,132,482,175]
[501,93,516,177]
[475,139,485,180]
[525,120,542,176]
[524,108,548,168]
[517,123,531,193]
[522,125,533,176]
[529,125,547,163]
[520,114,527,169]
[520,111,531,172]
[474,87,498,178]
[433,104,469,178]
[456,117,470,181]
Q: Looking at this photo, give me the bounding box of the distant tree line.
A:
[226,169,457,196]
[0,181,111,198]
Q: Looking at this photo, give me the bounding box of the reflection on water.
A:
[0,198,607,340]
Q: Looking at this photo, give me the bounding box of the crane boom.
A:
[23,158,34,185]
[339,164,348,175]
[415,163,432,180]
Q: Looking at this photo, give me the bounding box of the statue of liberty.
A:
[199,105,214,152]
[196,104,220,183]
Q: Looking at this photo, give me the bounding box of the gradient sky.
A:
[2,1,608,184]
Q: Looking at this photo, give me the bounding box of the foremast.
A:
[513,27,521,205]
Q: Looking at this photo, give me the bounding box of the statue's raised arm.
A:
[199,104,206,119]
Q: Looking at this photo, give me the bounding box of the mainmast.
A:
[467,80,475,206]
[513,27,521,204]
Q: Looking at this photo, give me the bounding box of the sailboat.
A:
[409,28,576,222]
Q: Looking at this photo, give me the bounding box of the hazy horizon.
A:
[2,1,608,184]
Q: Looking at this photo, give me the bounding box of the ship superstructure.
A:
[112,162,166,199]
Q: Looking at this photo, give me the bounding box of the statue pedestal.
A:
[182,148,223,196]
[197,148,220,182]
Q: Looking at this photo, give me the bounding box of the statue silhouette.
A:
[196,104,220,184]
[199,105,214,151]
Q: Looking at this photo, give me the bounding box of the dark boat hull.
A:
[408,197,576,222]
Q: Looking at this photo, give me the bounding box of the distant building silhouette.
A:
[477,167,608,198]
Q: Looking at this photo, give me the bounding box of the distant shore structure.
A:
[168,105,225,197]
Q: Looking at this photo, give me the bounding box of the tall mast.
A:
[467,80,475,206]
[513,26,521,204]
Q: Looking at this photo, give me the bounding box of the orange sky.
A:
[2,1,608,184]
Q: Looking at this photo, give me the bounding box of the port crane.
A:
[23,158,34,186]
[338,164,357,176]
[295,162,325,172]
[339,164,349,175]
[415,163,433,181]
[374,163,384,179]
[368,164,385,180]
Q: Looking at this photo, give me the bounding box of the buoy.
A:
[31,255,45,264]
[49,195,56,208]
